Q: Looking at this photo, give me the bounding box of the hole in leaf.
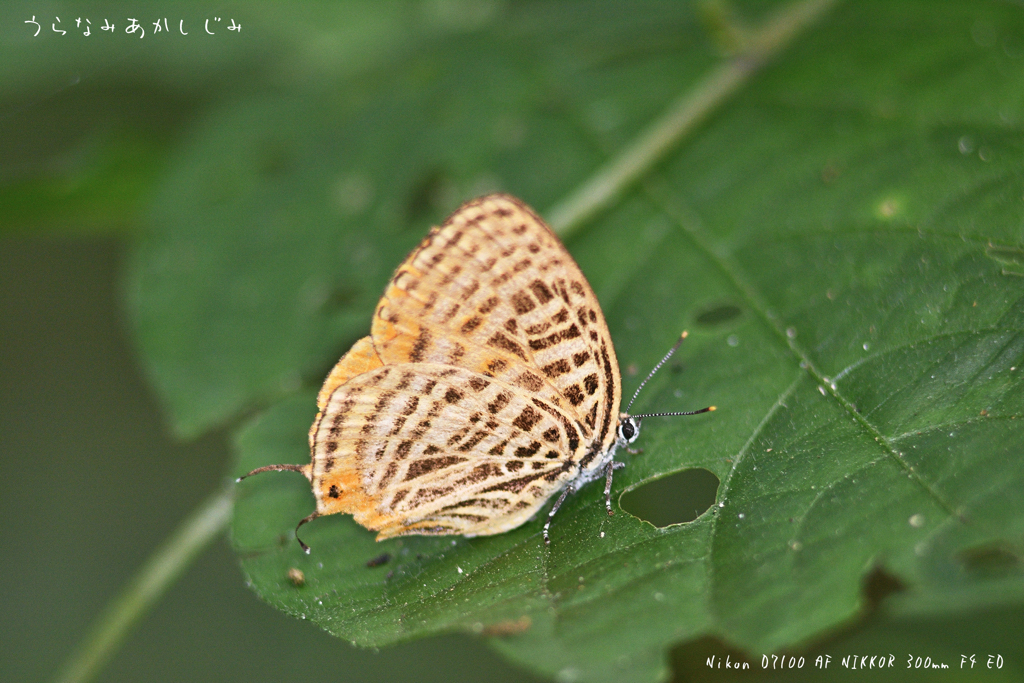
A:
[694,303,742,327]
[619,468,718,527]
[957,543,1022,579]
[862,565,906,609]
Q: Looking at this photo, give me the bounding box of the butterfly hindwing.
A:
[310,363,583,539]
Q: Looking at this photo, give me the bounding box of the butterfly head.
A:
[616,414,641,446]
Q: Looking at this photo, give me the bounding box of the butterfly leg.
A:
[543,484,575,545]
[603,460,627,516]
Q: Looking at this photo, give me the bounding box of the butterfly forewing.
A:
[371,195,622,460]
[311,363,581,538]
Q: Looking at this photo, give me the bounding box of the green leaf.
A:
[127,1,1024,681]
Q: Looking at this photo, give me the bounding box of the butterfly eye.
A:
[618,418,638,443]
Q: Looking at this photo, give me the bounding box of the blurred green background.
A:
[3,1,1024,682]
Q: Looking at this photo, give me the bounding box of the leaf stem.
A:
[53,486,235,683]
[547,0,840,238]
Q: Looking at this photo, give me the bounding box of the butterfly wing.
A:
[371,194,622,465]
[308,335,383,449]
[309,363,584,538]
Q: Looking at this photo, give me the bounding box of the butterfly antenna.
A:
[626,331,689,413]
[627,331,715,419]
[235,464,318,553]
[295,512,319,554]
[631,406,715,420]
[235,463,309,483]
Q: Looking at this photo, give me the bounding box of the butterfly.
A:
[240,194,712,550]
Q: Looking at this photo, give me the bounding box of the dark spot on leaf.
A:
[957,543,1022,579]
[366,553,391,568]
[694,303,742,327]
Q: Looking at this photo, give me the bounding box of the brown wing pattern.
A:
[310,363,583,539]
[371,195,622,466]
